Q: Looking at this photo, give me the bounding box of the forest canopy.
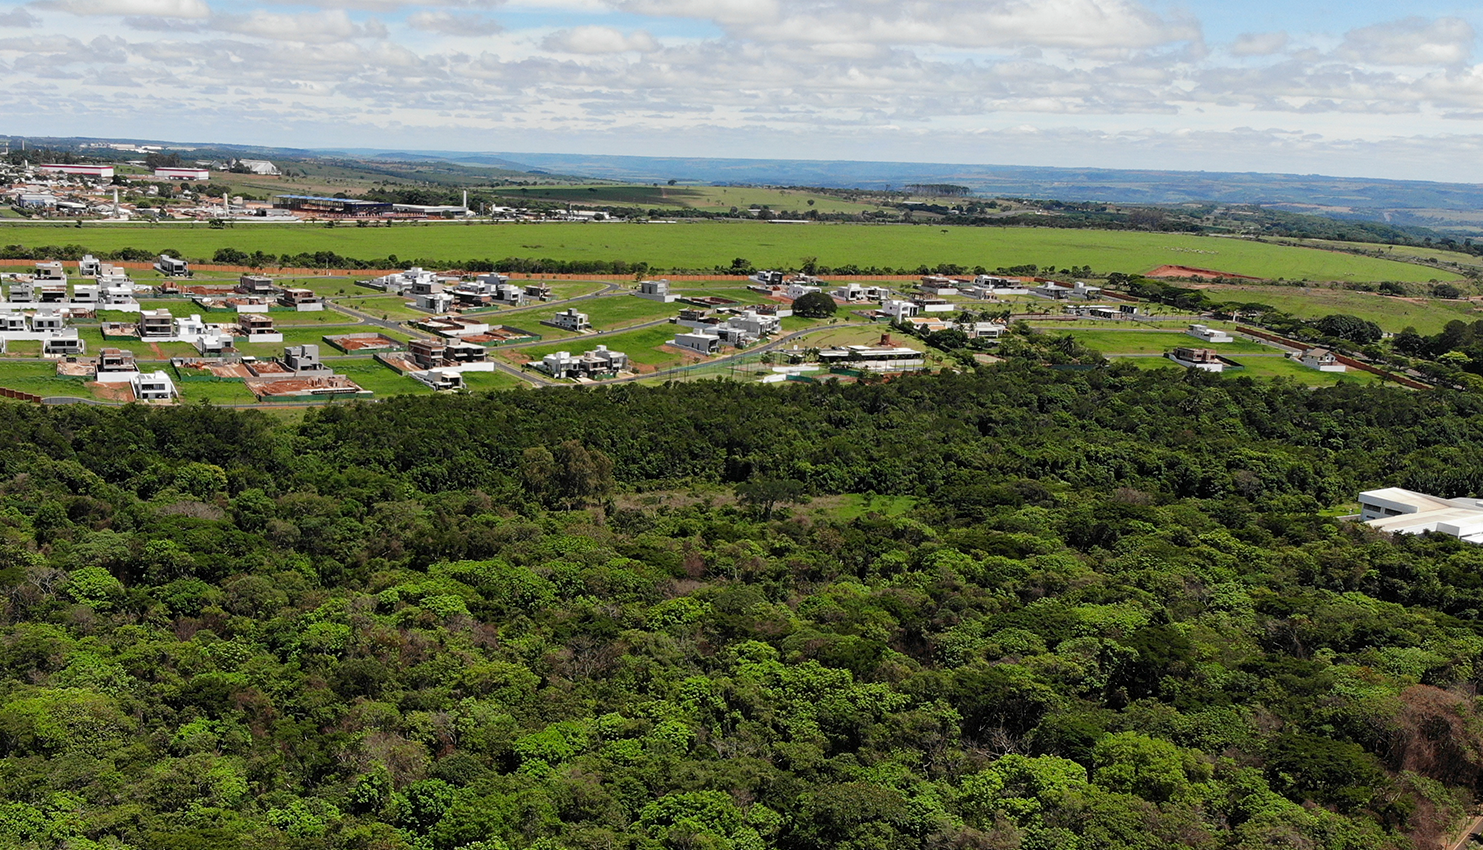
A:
[1,365,1483,849]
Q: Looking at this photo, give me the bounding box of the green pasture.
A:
[0,363,90,398]
[461,370,534,392]
[1042,329,1275,356]
[333,358,433,396]
[506,325,696,371]
[1117,353,1381,386]
[178,380,259,405]
[1202,285,1480,333]
[7,222,1456,282]
[498,184,889,215]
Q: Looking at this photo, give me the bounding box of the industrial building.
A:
[273,195,392,217]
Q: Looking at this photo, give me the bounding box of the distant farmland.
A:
[0,221,1458,282]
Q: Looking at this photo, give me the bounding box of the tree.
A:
[734,478,807,519]
[1314,314,1382,345]
[792,291,837,319]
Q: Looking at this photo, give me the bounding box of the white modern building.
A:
[671,331,722,355]
[882,300,920,321]
[1359,488,1483,543]
[1187,324,1234,344]
[1293,348,1346,372]
[551,308,591,332]
[132,371,178,401]
[636,279,678,303]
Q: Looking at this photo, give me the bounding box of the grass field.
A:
[0,363,90,398]
[336,295,428,321]
[461,371,534,392]
[506,324,699,371]
[178,380,259,405]
[333,358,434,396]
[1045,329,1276,355]
[1200,285,1481,333]
[4,222,1455,282]
[1119,353,1381,386]
[514,296,676,332]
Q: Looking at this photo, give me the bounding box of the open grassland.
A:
[335,295,428,321]
[1044,328,1276,355]
[0,362,90,398]
[5,222,1455,282]
[1201,284,1482,333]
[461,370,534,392]
[513,296,675,332]
[1118,353,1381,386]
[333,358,433,396]
[505,324,699,371]
[177,380,259,405]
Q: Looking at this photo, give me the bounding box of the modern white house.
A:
[1187,324,1234,343]
[1359,488,1483,543]
[1033,281,1102,300]
[550,308,591,332]
[671,331,722,355]
[132,371,178,401]
[882,300,920,321]
[540,345,630,378]
[831,283,890,302]
[1168,347,1228,372]
[636,279,678,303]
[817,344,926,373]
[1293,348,1346,372]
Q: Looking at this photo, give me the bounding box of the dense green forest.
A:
[6,366,1483,849]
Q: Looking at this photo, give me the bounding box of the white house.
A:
[1359,488,1483,543]
[1168,347,1227,373]
[636,279,678,303]
[1293,348,1346,372]
[671,331,722,355]
[882,300,920,321]
[132,371,177,401]
[551,308,591,332]
[817,344,926,373]
[1187,324,1234,344]
[785,282,821,301]
[832,283,890,302]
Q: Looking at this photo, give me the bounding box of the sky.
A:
[3,0,1483,182]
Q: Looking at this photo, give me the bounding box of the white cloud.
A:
[40,0,211,18]
[0,8,40,27]
[407,11,503,36]
[1231,31,1287,57]
[1339,16,1474,67]
[543,25,657,53]
[211,10,387,43]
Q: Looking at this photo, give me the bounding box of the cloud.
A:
[1231,31,1287,57]
[210,10,387,43]
[0,8,40,27]
[39,0,211,17]
[1339,16,1473,67]
[543,25,657,53]
[407,11,503,36]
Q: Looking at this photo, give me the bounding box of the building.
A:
[817,342,926,373]
[750,270,786,286]
[785,281,822,301]
[155,255,190,277]
[42,333,85,356]
[278,288,324,311]
[539,345,630,379]
[238,160,279,176]
[831,283,890,302]
[139,309,174,338]
[550,308,591,332]
[238,275,277,296]
[1293,348,1345,372]
[882,300,920,321]
[33,261,66,282]
[920,275,961,296]
[283,344,332,374]
[911,297,956,314]
[671,331,722,355]
[415,292,455,313]
[239,313,283,343]
[1359,488,1483,543]
[1187,324,1234,344]
[958,321,1007,341]
[132,371,177,401]
[1034,281,1102,300]
[411,370,464,391]
[636,279,678,303]
[39,164,114,179]
[154,167,211,180]
[372,267,439,295]
[95,348,137,382]
[409,339,447,369]
[725,310,781,339]
[1168,347,1228,373]
[273,195,392,217]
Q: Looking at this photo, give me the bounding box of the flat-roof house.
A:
[42,332,85,356]
[410,339,447,369]
[412,369,464,391]
[284,344,331,374]
[832,283,890,302]
[911,297,956,313]
[636,279,678,303]
[0,313,25,333]
[920,275,960,296]
[238,275,277,296]
[1187,324,1234,344]
[817,344,926,373]
[97,348,136,374]
[1293,348,1345,372]
[444,341,488,365]
[78,255,102,277]
[726,310,781,339]
[155,255,190,277]
[34,261,66,282]
[958,321,1007,341]
[239,313,283,342]
[415,292,455,313]
[139,309,174,338]
[671,331,722,355]
[131,371,177,401]
[1168,347,1227,372]
[551,308,591,332]
[31,311,64,332]
[882,299,920,321]
[493,284,527,307]
[72,285,99,304]
[1359,488,1483,543]
[278,288,325,311]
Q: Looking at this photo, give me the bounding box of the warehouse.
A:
[272,195,392,217]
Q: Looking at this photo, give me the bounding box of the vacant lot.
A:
[513,295,676,332]
[4,222,1454,281]
[507,324,701,371]
[1121,353,1381,386]
[1202,285,1481,333]
[1045,328,1276,355]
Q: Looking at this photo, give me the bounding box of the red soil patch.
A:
[1146,265,1264,281]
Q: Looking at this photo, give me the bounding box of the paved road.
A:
[1445,815,1483,850]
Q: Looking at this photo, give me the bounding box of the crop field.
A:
[1201,285,1481,333]
[1043,328,1276,355]
[3,222,1456,281]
